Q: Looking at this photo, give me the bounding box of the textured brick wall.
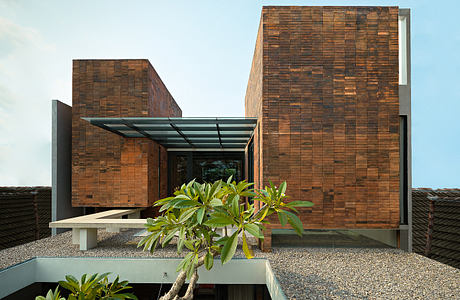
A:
[245,20,264,212]
[72,59,181,207]
[245,6,400,244]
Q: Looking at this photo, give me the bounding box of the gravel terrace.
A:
[1,230,459,299]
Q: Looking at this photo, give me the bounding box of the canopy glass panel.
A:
[83,117,257,150]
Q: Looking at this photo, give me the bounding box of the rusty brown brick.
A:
[245,7,400,248]
[72,59,181,208]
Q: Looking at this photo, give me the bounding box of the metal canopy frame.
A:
[83,117,257,150]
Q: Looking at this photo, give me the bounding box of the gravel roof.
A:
[1,230,459,299]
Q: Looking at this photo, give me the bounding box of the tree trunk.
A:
[179,271,199,300]
[160,271,187,300]
[159,253,209,300]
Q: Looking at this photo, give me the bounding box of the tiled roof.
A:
[412,188,460,269]
[0,187,51,250]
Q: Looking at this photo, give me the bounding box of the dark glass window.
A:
[248,140,254,184]
[400,116,408,225]
[168,152,244,194]
[193,158,242,183]
[169,155,188,193]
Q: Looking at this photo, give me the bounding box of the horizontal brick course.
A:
[72,59,181,208]
[245,7,400,249]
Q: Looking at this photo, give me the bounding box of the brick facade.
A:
[72,60,181,207]
[245,7,400,248]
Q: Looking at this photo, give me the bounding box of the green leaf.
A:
[179,207,199,223]
[242,232,254,259]
[172,194,190,200]
[162,228,179,247]
[80,273,87,285]
[230,194,240,217]
[269,180,275,191]
[174,200,199,209]
[177,227,185,253]
[204,251,214,270]
[186,179,196,188]
[283,210,304,236]
[203,216,235,227]
[215,236,229,246]
[177,252,193,272]
[120,292,138,300]
[58,281,76,293]
[286,200,314,207]
[184,240,195,251]
[65,275,79,285]
[140,231,161,252]
[155,196,176,205]
[209,180,222,198]
[159,196,192,212]
[287,206,299,214]
[258,206,269,221]
[279,181,287,197]
[210,198,223,207]
[197,206,205,224]
[97,272,111,282]
[46,289,54,300]
[244,223,264,239]
[241,191,257,197]
[277,210,288,226]
[221,231,238,264]
[187,254,199,279]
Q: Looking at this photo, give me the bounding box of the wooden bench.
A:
[49,209,145,250]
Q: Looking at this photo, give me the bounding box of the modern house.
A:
[52,6,412,251]
[10,6,459,300]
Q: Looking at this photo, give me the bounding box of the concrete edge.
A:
[265,260,288,300]
[0,257,273,298]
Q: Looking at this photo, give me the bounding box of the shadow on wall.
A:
[272,229,394,248]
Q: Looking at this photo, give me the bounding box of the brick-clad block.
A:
[245,20,264,201]
[72,59,181,208]
[245,7,400,237]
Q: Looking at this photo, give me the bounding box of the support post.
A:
[80,228,98,251]
[72,228,80,244]
[128,211,141,219]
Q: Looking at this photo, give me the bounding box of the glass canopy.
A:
[83,117,258,149]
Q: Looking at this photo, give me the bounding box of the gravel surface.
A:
[1,230,459,299]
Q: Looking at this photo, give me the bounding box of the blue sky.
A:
[0,0,458,188]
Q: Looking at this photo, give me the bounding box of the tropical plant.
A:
[35,273,137,300]
[35,287,65,300]
[138,177,313,300]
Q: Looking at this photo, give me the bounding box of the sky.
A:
[0,0,459,188]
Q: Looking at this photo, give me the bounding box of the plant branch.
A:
[179,271,199,300]
[159,271,186,300]
[159,252,212,300]
[253,204,268,219]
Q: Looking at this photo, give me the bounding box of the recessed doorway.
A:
[168,152,245,194]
